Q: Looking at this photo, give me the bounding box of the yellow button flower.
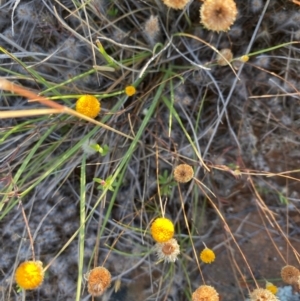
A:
[125,86,136,96]
[200,248,215,264]
[75,95,101,118]
[240,55,249,62]
[151,217,174,243]
[266,281,278,295]
[15,261,44,290]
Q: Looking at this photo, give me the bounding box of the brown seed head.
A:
[155,238,180,262]
[217,48,233,66]
[174,164,194,183]
[249,288,279,301]
[162,0,190,10]
[281,265,300,284]
[87,267,111,296]
[144,15,160,40]
[162,241,176,255]
[192,285,219,301]
[200,0,238,32]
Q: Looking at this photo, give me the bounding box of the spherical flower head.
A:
[125,86,136,96]
[75,95,100,118]
[200,0,238,32]
[151,217,174,243]
[154,238,180,262]
[162,0,190,10]
[86,267,111,296]
[240,55,249,62]
[15,261,44,290]
[249,288,279,301]
[200,248,215,264]
[265,281,278,295]
[281,265,300,284]
[192,285,219,301]
[174,164,194,183]
[217,48,233,66]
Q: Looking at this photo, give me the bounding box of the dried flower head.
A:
[200,248,215,264]
[217,48,233,66]
[15,261,44,290]
[173,164,194,183]
[16,3,39,23]
[81,138,98,157]
[151,217,174,243]
[281,265,300,284]
[265,281,278,295]
[154,238,180,262]
[249,288,279,301]
[86,266,111,296]
[75,95,101,118]
[200,0,238,32]
[192,285,219,301]
[251,0,263,13]
[125,86,136,96]
[144,15,160,42]
[162,0,190,10]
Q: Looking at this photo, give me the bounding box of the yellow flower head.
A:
[200,248,215,264]
[15,261,44,290]
[151,217,174,243]
[75,95,101,118]
[125,86,136,96]
[240,55,249,62]
[266,281,278,295]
